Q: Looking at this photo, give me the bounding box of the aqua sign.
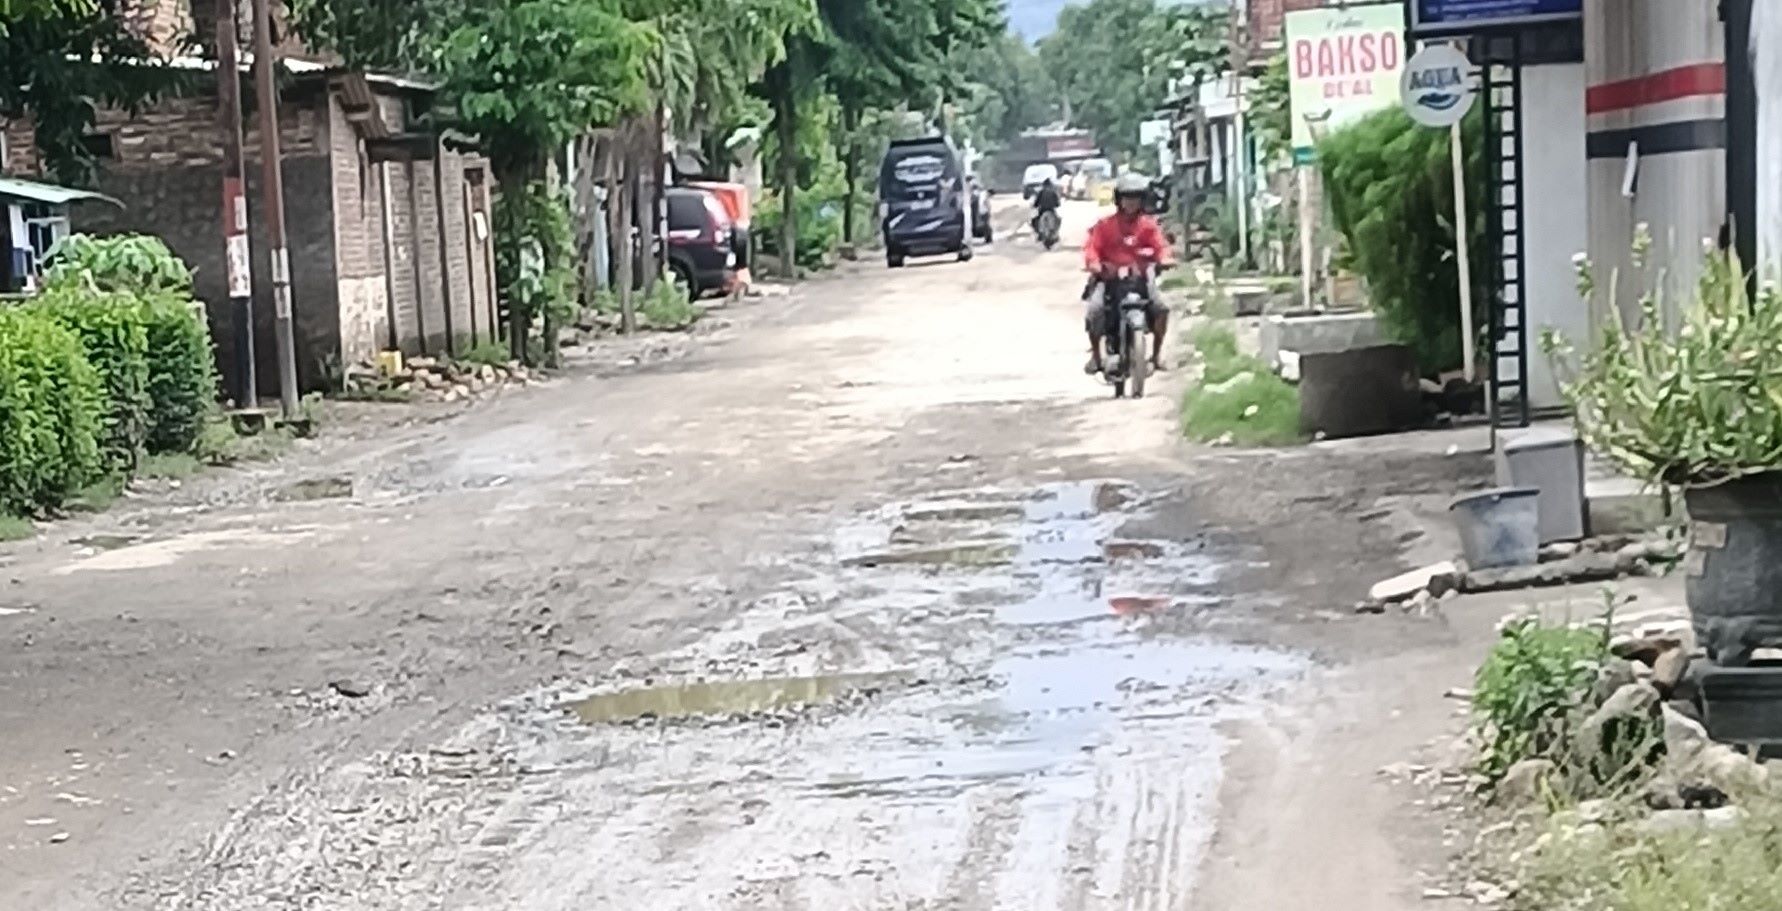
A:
[1411,0,1581,36]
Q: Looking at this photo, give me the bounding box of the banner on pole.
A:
[1286,5,1408,162]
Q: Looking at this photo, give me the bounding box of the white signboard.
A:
[1401,45,1479,128]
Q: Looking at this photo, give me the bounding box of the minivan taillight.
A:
[703,196,732,245]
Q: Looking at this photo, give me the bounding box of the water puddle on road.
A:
[497,480,1302,909]
[69,533,141,551]
[567,672,897,724]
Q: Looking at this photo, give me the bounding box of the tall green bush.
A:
[32,287,152,471]
[1319,106,1490,373]
[0,307,106,515]
[141,296,218,454]
[43,233,194,295]
[41,233,219,454]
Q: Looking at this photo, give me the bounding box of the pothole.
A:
[69,534,141,551]
[565,673,900,725]
[273,476,355,502]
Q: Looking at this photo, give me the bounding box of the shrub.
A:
[1319,106,1489,373]
[1546,246,1782,487]
[754,187,843,272]
[640,279,698,330]
[32,287,152,471]
[140,295,218,454]
[1474,617,1610,782]
[0,307,106,515]
[41,234,218,455]
[43,233,193,296]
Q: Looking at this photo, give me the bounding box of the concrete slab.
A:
[1298,344,1423,439]
[1260,310,1389,369]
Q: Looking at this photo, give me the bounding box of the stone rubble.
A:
[343,356,539,404]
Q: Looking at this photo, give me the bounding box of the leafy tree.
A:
[1039,0,1228,165]
[953,32,1057,152]
[434,0,652,355]
[757,0,1002,274]
[0,0,181,183]
[1248,51,1291,166]
[291,0,654,359]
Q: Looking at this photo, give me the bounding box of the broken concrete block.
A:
[1369,561,1460,604]
[1462,552,1623,593]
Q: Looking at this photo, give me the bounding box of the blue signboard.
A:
[1411,0,1582,36]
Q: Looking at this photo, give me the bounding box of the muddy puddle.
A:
[568,672,896,724]
[472,480,1305,908]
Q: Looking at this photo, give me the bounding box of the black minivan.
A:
[878,136,972,269]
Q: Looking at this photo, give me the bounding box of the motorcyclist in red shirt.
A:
[1082,173,1175,375]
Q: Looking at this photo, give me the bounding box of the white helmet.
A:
[1113,172,1151,200]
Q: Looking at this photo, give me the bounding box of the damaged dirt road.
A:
[1,202,1489,909]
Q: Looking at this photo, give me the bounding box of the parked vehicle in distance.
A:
[1071,158,1113,201]
[665,185,738,299]
[879,136,972,268]
[687,180,752,292]
[1022,163,1061,200]
[969,176,994,243]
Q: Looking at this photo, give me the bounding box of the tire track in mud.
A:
[136,480,1306,910]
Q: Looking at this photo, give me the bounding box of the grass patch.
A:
[0,514,36,542]
[456,339,513,368]
[138,451,203,480]
[1509,803,1782,911]
[1181,323,1303,446]
[195,419,294,466]
[640,282,700,331]
[1189,323,1241,369]
[66,475,124,513]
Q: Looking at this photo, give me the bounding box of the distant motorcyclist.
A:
[1082,173,1174,375]
[1031,178,1062,236]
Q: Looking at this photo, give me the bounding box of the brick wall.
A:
[326,90,492,361]
[31,87,345,396]
[327,93,387,364]
[75,153,343,398]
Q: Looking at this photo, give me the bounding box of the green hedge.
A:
[141,295,218,454]
[0,235,222,521]
[1319,106,1489,373]
[41,233,218,456]
[32,287,152,472]
[0,307,106,515]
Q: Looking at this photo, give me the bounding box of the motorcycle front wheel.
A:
[1128,326,1149,399]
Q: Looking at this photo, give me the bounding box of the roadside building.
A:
[0,1,498,395]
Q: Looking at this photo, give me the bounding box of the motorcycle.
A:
[1035,209,1061,250]
[1100,263,1155,399]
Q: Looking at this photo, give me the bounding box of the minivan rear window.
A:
[880,143,960,202]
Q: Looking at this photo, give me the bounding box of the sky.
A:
[1007,0,1076,41]
[1008,0,1221,42]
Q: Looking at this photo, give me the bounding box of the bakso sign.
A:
[1411,0,1582,37]
[1285,5,1407,161]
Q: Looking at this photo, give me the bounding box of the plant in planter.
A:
[1544,239,1782,665]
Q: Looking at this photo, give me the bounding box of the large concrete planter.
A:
[1297,344,1422,439]
[1259,310,1388,370]
[1686,473,1782,666]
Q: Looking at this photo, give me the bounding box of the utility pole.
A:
[216,0,255,408]
[251,0,300,417]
